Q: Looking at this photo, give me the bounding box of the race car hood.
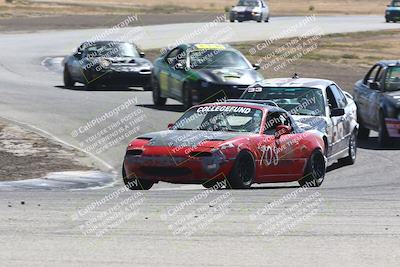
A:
[137,130,246,148]
[193,68,262,85]
[232,6,261,13]
[292,115,329,134]
[384,91,400,108]
[386,6,400,12]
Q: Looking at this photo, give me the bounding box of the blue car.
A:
[386,0,400,22]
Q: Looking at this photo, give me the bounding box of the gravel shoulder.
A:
[0,118,92,181]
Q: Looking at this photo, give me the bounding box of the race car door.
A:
[167,48,186,98]
[257,112,304,182]
[159,47,183,97]
[326,85,350,155]
[357,64,384,129]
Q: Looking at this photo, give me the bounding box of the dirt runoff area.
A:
[0,0,389,32]
[0,119,91,181]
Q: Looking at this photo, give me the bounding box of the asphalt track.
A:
[0,15,399,266]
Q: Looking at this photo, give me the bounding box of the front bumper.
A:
[91,69,152,87]
[232,11,261,21]
[385,118,400,138]
[386,11,400,21]
[124,152,234,184]
[192,84,250,104]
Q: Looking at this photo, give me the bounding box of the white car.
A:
[230,0,270,23]
[240,77,359,166]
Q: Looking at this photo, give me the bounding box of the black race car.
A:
[151,43,264,109]
[353,60,400,146]
[63,41,153,90]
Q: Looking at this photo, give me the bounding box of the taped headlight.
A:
[100,59,111,68]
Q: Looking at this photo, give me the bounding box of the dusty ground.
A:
[0,119,91,181]
[0,0,390,19]
[0,12,224,32]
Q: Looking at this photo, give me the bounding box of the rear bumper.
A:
[123,154,234,183]
[385,118,400,138]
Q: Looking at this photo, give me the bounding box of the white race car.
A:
[229,0,270,23]
[240,77,359,166]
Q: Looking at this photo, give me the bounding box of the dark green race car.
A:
[151,43,264,109]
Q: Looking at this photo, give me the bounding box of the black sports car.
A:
[63,41,153,90]
[151,43,264,109]
[353,60,400,146]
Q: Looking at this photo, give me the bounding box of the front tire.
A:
[378,112,391,147]
[122,165,153,190]
[63,66,75,88]
[339,131,357,165]
[299,150,326,187]
[152,78,167,106]
[226,151,255,189]
[182,83,193,110]
[357,118,370,140]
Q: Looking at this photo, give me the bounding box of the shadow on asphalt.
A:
[55,85,146,92]
[138,104,186,112]
[357,137,400,150]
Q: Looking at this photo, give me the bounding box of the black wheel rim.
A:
[311,153,325,183]
[238,157,253,185]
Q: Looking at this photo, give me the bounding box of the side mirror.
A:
[174,62,185,70]
[253,63,260,70]
[168,123,174,129]
[275,125,291,139]
[74,51,82,58]
[370,81,380,90]
[140,52,145,58]
[330,108,345,117]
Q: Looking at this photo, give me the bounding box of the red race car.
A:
[122,101,326,190]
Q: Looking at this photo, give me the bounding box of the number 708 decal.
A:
[259,145,279,166]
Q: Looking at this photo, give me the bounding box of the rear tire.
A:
[63,66,75,88]
[265,16,270,22]
[122,165,153,190]
[358,120,370,140]
[226,151,255,189]
[339,131,357,165]
[152,78,167,106]
[299,150,326,187]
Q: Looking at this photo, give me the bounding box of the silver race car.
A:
[240,77,359,165]
[229,0,270,23]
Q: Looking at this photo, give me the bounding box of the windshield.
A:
[86,43,140,58]
[189,50,250,69]
[391,0,400,7]
[238,0,259,7]
[385,67,400,91]
[242,87,325,116]
[172,105,264,133]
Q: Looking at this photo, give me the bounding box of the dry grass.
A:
[0,0,390,18]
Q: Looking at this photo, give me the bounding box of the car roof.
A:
[377,60,400,67]
[255,77,334,91]
[194,101,287,114]
[179,43,233,50]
